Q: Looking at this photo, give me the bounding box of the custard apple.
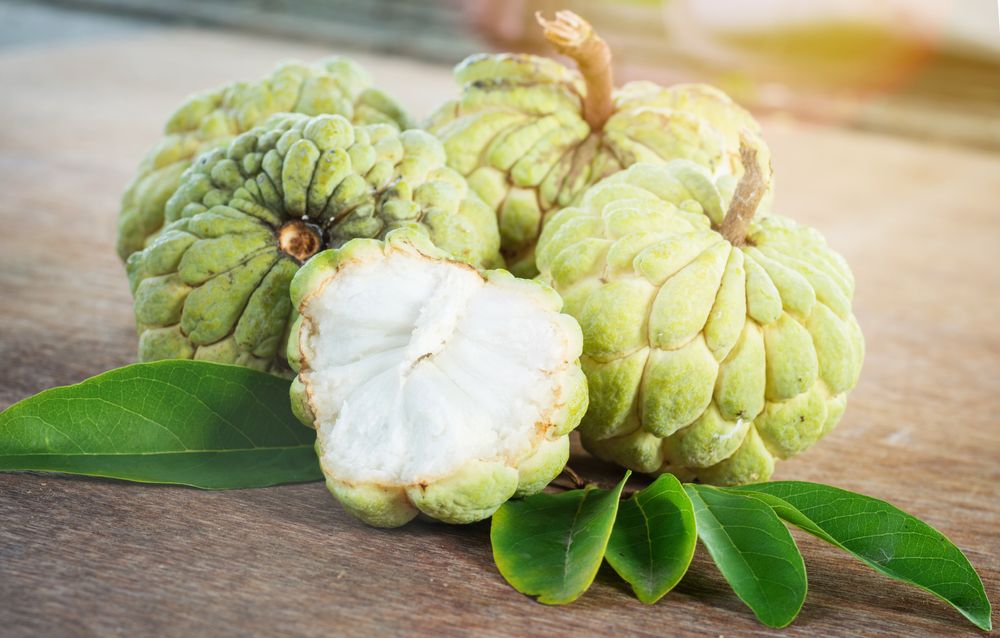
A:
[126,113,502,374]
[286,229,588,527]
[535,150,864,485]
[117,57,411,260]
[426,10,768,275]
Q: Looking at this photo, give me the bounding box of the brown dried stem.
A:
[561,465,585,489]
[720,131,771,246]
[536,10,614,131]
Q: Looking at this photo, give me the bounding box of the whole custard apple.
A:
[117,57,411,260]
[426,11,768,275]
[535,141,863,485]
[126,113,502,374]
[287,229,588,527]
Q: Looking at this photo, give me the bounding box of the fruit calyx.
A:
[278,220,323,262]
[536,10,614,131]
[719,131,771,247]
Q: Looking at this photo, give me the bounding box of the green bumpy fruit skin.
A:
[425,53,771,276]
[117,57,413,261]
[126,114,503,374]
[287,229,586,527]
[535,161,864,485]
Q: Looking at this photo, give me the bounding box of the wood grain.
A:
[0,27,998,638]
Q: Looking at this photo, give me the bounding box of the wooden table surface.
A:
[0,26,998,638]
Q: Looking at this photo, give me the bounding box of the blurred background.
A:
[3,0,998,149]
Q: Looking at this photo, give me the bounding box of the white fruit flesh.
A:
[300,250,580,487]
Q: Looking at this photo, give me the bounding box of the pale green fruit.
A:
[425,12,769,276]
[536,160,863,485]
[126,114,502,374]
[287,229,588,527]
[117,57,412,261]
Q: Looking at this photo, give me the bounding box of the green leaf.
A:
[491,472,630,604]
[0,360,322,489]
[685,484,807,628]
[606,474,697,603]
[730,481,993,631]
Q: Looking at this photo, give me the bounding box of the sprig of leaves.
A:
[0,360,322,489]
[490,475,992,631]
[0,362,992,630]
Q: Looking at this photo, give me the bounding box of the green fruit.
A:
[426,11,768,276]
[117,57,412,261]
[535,157,863,485]
[127,114,502,374]
[287,229,588,527]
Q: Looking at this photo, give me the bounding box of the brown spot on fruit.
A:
[278,220,323,262]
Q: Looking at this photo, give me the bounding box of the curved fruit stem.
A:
[720,131,771,246]
[562,465,585,489]
[536,10,614,131]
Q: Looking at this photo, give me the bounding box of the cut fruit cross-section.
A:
[287,229,589,527]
